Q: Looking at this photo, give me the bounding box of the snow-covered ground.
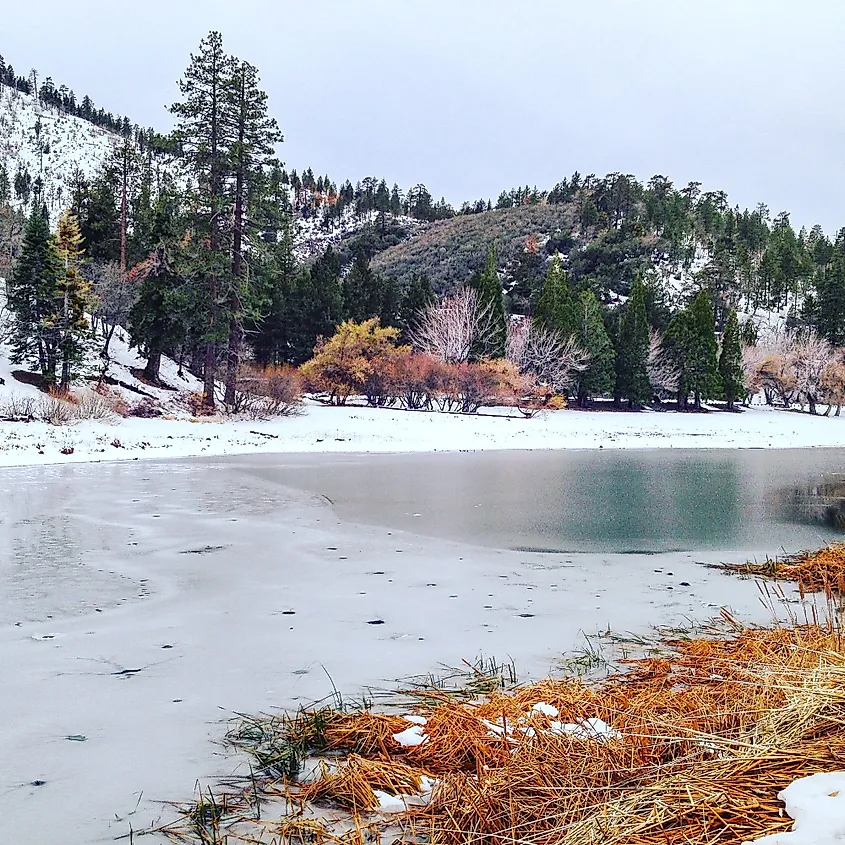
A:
[0,400,844,468]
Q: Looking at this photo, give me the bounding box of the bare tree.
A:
[749,329,838,413]
[788,331,836,415]
[506,318,589,393]
[647,328,680,400]
[411,287,497,364]
[90,262,137,359]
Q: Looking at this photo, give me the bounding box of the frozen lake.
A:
[0,449,842,844]
[242,448,845,553]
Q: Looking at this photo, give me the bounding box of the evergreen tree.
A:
[7,205,63,382]
[469,243,507,358]
[398,273,434,343]
[285,247,344,364]
[665,290,720,410]
[343,250,384,323]
[719,308,744,410]
[54,211,92,389]
[128,247,191,384]
[170,30,238,409]
[223,58,283,405]
[614,274,651,407]
[688,289,720,408]
[533,256,575,338]
[573,289,615,407]
[815,231,845,346]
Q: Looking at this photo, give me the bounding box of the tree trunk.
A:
[103,323,117,360]
[694,391,702,411]
[224,68,247,408]
[144,350,161,384]
[120,141,128,274]
[577,385,588,408]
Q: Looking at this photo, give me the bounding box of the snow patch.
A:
[743,771,845,844]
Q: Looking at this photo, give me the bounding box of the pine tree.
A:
[533,256,576,339]
[719,309,744,410]
[665,290,720,410]
[688,289,720,409]
[343,250,384,323]
[223,58,283,405]
[128,247,190,383]
[815,231,845,346]
[399,273,434,343]
[171,31,237,410]
[573,289,615,407]
[469,243,507,358]
[54,211,92,389]
[7,204,63,382]
[614,275,651,407]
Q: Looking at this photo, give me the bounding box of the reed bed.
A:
[162,619,845,845]
[725,542,845,593]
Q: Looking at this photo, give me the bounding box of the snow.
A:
[549,717,621,741]
[531,702,559,717]
[1,400,845,469]
[374,775,439,813]
[744,772,845,844]
[0,454,823,845]
[393,724,428,747]
[402,714,428,725]
[0,83,117,226]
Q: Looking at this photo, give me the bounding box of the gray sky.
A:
[5,0,845,232]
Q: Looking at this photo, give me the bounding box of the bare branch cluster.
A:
[410,287,496,364]
[506,319,589,392]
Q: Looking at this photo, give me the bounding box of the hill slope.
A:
[0,83,117,224]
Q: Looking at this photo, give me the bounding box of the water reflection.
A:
[248,449,845,554]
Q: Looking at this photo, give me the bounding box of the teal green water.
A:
[244,449,845,554]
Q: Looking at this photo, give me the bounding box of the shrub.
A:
[235,364,304,419]
[0,393,38,421]
[301,319,410,406]
[74,389,119,421]
[128,398,163,418]
[38,394,75,425]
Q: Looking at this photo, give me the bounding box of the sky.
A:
[4,0,845,232]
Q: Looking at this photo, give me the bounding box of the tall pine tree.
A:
[171,31,237,410]
[223,58,283,405]
[55,211,92,390]
[614,274,651,407]
[573,289,615,407]
[533,256,576,339]
[7,204,63,383]
[719,308,744,410]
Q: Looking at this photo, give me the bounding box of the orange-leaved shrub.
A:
[301,319,409,406]
[236,364,304,418]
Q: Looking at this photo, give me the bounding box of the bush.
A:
[128,397,163,418]
[235,364,304,419]
[301,319,409,405]
[0,393,38,421]
[38,393,75,425]
[74,389,120,421]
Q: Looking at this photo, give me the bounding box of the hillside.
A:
[0,83,117,224]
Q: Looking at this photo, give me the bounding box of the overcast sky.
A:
[4,1,844,232]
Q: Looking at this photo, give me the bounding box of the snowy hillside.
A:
[292,205,422,262]
[0,83,117,224]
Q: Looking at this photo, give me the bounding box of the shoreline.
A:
[0,402,844,469]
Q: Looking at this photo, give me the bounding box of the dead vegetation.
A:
[724,543,845,594]
[161,602,845,845]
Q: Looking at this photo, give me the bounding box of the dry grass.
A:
[725,543,845,594]
[161,613,845,845]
